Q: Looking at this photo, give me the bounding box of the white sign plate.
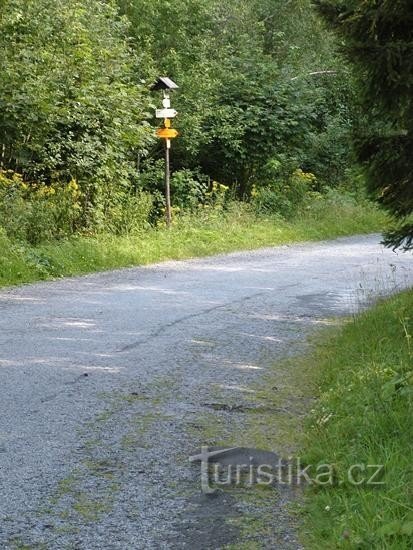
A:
[156,108,178,119]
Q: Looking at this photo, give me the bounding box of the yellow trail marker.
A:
[156,128,179,139]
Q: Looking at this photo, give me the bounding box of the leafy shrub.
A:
[104,191,153,236]
[0,170,81,244]
[0,0,152,210]
[171,169,208,210]
[0,169,156,241]
[203,181,230,210]
[251,169,316,217]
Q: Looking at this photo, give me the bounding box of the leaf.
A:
[377,521,402,537]
[400,521,413,536]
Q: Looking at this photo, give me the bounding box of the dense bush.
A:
[315,0,413,249]
[0,170,81,244]
[171,169,208,210]
[251,169,317,218]
[120,0,357,194]
[0,0,153,229]
[103,191,153,236]
[0,170,153,242]
[0,0,365,245]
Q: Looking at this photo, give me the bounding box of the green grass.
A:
[0,195,387,288]
[301,290,413,549]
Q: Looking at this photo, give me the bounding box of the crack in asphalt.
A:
[117,290,270,352]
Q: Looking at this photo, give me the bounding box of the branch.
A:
[290,70,338,81]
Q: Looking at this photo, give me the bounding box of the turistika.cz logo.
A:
[189,446,385,494]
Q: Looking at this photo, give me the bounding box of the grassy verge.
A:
[301,290,413,549]
[0,195,387,288]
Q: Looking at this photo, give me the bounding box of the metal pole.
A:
[165,139,171,227]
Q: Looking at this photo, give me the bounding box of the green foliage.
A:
[315,0,413,249]
[171,169,208,210]
[251,169,317,217]
[121,0,356,194]
[104,191,153,236]
[0,170,81,244]
[0,0,153,227]
[0,0,371,245]
[0,192,386,288]
[302,290,413,549]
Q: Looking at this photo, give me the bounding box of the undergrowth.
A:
[0,194,387,288]
[301,290,413,549]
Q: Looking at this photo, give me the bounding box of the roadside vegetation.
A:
[315,0,413,250]
[301,290,413,549]
[0,189,386,287]
[297,3,413,548]
[0,0,395,289]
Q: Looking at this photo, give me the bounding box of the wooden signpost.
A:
[152,77,179,228]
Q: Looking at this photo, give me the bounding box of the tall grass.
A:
[301,290,413,549]
[0,194,387,288]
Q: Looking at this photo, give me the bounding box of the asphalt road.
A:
[0,235,412,549]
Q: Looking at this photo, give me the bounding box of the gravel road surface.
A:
[0,235,412,549]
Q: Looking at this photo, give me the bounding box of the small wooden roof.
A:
[150,77,179,91]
